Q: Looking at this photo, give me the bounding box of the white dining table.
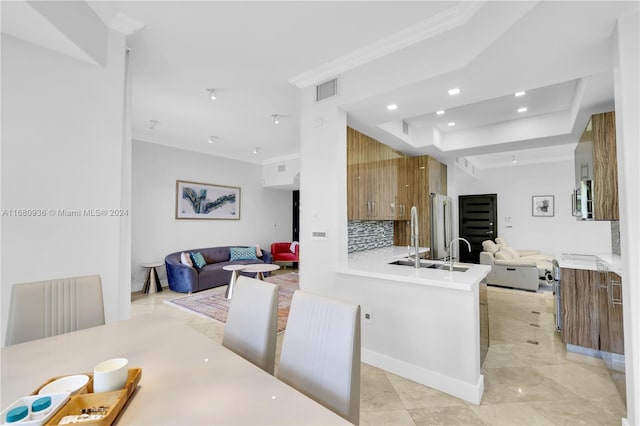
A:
[0,313,351,425]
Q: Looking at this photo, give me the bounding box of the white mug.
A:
[93,358,128,393]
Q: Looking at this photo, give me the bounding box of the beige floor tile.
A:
[360,371,406,412]
[361,362,388,377]
[530,399,624,426]
[385,372,467,409]
[409,406,485,426]
[469,402,554,426]
[588,395,627,419]
[533,363,621,400]
[360,409,416,426]
[481,373,581,405]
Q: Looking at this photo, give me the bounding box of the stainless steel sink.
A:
[388,259,470,272]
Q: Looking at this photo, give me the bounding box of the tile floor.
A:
[131,276,627,425]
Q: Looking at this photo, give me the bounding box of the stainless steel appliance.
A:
[430,193,453,260]
[572,179,594,220]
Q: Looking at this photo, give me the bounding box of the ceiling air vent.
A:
[316,78,338,102]
[402,120,409,135]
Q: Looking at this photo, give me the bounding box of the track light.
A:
[253,147,261,155]
[149,120,158,130]
[206,88,217,100]
[512,156,517,164]
[208,136,217,144]
[272,114,280,124]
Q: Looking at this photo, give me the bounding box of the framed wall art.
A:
[176,180,240,220]
[532,195,554,217]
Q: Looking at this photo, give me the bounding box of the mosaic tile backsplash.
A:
[348,220,394,253]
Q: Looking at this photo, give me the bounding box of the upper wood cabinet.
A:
[574,111,619,220]
[347,127,401,220]
[428,156,447,195]
[347,127,447,235]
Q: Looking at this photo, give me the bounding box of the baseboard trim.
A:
[362,348,484,405]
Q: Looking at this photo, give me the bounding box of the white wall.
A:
[454,159,612,258]
[613,10,639,425]
[262,155,300,189]
[1,33,128,345]
[131,140,293,291]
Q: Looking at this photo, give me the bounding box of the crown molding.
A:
[288,1,485,89]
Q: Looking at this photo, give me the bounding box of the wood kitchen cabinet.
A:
[561,267,624,355]
[347,127,401,220]
[479,278,489,366]
[347,127,448,251]
[428,156,447,195]
[599,271,624,354]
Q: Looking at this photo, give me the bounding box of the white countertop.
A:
[337,246,491,292]
[557,252,623,275]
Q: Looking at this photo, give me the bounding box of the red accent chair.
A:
[270,242,299,268]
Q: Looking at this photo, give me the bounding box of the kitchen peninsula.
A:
[334,247,491,404]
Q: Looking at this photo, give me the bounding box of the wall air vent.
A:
[278,164,286,172]
[316,78,338,102]
[402,120,409,135]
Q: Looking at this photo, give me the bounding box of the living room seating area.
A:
[480,239,556,292]
[165,246,272,293]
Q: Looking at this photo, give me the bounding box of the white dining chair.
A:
[278,291,361,425]
[222,276,278,374]
[5,274,105,346]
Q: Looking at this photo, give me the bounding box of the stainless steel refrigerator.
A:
[430,193,453,260]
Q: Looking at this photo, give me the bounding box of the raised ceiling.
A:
[3,1,637,170]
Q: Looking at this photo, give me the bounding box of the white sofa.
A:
[480,239,555,291]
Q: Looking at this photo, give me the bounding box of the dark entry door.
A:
[458,194,497,263]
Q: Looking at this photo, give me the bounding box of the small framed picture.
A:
[532,195,554,217]
[176,180,240,220]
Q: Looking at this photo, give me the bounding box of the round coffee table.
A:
[242,263,280,281]
[223,264,247,299]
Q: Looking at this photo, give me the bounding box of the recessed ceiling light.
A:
[517,107,528,113]
[436,110,445,115]
[206,88,217,100]
[448,88,460,96]
[515,91,526,97]
[448,122,456,127]
[387,104,398,111]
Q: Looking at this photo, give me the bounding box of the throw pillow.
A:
[190,252,207,269]
[230,246,257,261]
[255,244,263,257]
[180,252,193,267]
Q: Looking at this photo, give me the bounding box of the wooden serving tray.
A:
[31,368,141,426]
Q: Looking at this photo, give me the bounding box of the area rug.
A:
[164,272,299,334]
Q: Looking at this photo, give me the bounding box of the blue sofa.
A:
[165,246,273,293]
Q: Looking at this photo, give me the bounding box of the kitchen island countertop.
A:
[337,246,491,292]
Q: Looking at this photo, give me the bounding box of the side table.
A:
[223,264,246,299]
[142,262,164,294]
